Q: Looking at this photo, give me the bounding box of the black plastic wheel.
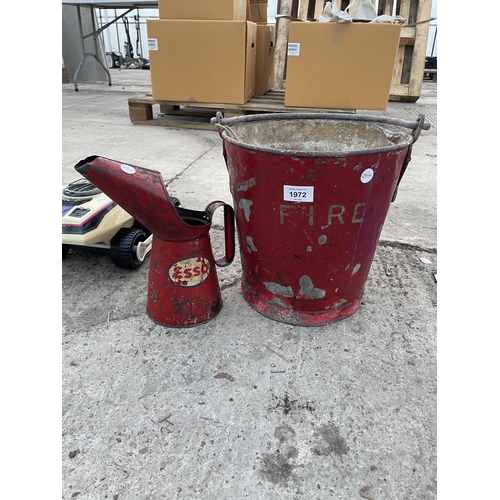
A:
[110,228,147,270]
[62,244,71,258]
[132,221,152,238]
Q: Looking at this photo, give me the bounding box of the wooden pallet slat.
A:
[407,0,433,97]
[274,0,294,90]
[383,0,434,101]
[128,91,354,130]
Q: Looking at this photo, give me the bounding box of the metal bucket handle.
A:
[204,200,236,268]
[214,112,240,142]
[391,114,430,201]
[407,114,430,142]
[213,111,430,145]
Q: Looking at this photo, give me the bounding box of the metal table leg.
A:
[73,5,133,91]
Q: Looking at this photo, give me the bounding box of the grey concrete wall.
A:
[62,4,109,83]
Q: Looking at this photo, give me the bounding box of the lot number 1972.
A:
[283,185,314,203]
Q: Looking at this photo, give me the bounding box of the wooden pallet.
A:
[423,68,437,82]
[387,0,433,102]
[128,90,354,130]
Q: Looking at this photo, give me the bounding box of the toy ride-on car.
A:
[62,178,180,270]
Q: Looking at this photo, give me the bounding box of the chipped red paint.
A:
[215,113,429,326]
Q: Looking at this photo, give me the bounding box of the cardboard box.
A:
[284,22,402,110]
[147,20,257,105]
[158,0,247,21]
[255,24,275,95]
[250,3,268,23]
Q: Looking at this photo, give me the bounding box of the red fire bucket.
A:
[212,113,429,326]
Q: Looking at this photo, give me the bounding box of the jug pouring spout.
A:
[74,155,207,241]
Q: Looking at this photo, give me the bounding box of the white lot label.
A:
[287,43,301,56]
[148,38,158,51]
[121,164,136,174]
[284,185,314,202]
[361,168,374,184]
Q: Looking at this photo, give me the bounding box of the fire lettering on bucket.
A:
[280,203,366,225]
[168,256,210,287]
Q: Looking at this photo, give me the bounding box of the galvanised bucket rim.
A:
[212,112,429,158]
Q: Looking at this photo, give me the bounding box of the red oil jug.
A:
[74,156,235,327]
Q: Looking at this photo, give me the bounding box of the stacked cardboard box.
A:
[158,0,247,21]
[147,0,258,104]
[284,22,402,110]
[249,0,268,24]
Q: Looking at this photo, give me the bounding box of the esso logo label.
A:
[168,256,210,287]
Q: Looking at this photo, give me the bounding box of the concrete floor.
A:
[61,69,437,499]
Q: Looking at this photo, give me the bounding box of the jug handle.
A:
[205,201,235,268]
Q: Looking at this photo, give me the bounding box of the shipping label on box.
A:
[158,0,247,21]
[284,22,402,110]
[147,38,158,51]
